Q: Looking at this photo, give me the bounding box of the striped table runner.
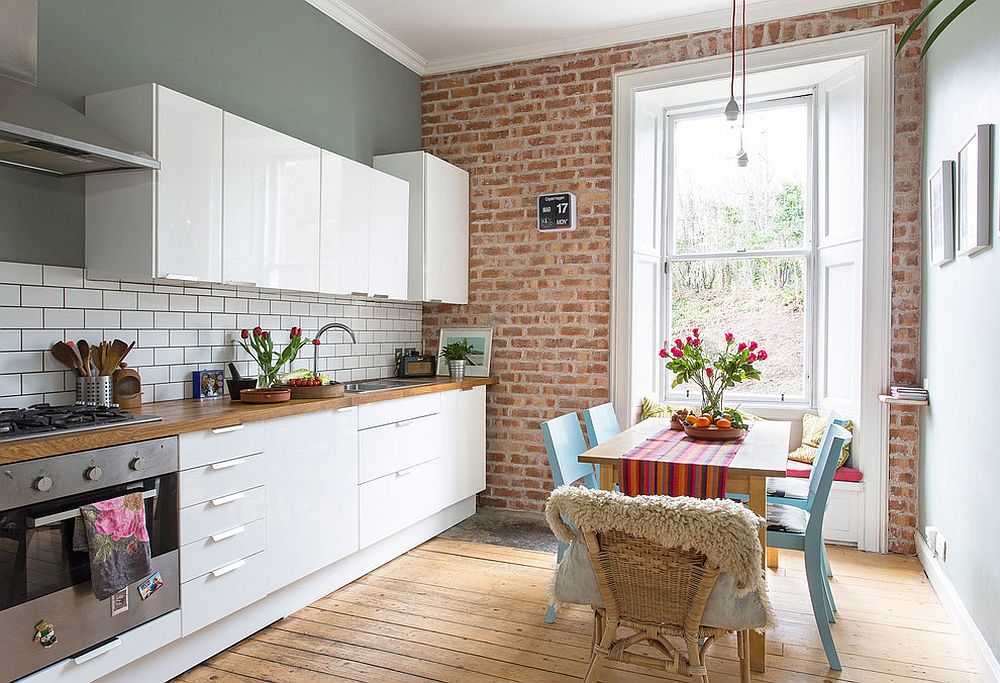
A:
[619,427,743,498]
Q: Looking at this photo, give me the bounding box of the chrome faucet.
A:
[313,322,358,376]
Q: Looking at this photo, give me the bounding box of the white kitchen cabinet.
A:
[265,407,359,591]
[367,169,409,300]
[320,151,372,295]
[374,151,470,304]
[441,386,487,507]
[86,84,223,282]
[223,112,321,292]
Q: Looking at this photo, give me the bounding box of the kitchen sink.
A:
[344,379,436,393]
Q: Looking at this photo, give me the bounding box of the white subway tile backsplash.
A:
[0,261,422,404]
[42,266,84,288]
[64,288,103,308]
[0,262,42,285]
[1,307,43,329]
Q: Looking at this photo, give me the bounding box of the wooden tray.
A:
[683,424,746,441]
[239,388,291,404]
[273,383,345,400]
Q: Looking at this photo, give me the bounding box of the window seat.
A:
[785,458,864,483]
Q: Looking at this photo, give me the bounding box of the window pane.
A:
[671,102,809,254]
[669,257,805,398]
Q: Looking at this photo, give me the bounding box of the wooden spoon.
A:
[77,339,92,377]
[107,339,131,375]
[51,342,82,375]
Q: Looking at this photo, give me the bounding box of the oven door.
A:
[0,474,179,681]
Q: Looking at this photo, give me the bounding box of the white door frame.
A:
[610,26,894,552]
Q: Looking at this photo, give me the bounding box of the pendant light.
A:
[724,0,740,123]
[734,0,750,167]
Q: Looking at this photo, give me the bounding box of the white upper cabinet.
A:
[320,151,372,296]
[374,151,470,304]
[225,112,320,292]
[367,169,409,300]
[86,84,223,282]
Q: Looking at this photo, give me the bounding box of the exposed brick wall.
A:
[422,1,924,553]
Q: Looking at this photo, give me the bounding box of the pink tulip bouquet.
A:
[659,328,768,415]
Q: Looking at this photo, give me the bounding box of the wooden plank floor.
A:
[176,540,978,682]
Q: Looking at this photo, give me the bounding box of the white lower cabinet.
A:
[441,386,487,507]
[265,407,360,591]
[180,551,268,635]
[360,457,445,548]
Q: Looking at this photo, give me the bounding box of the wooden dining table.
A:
[577,416,790,673]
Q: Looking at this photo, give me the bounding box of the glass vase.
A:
[257,370,278,389]
[700,387,724,416]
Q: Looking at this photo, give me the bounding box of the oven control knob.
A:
[34,475,53,492]
[130,457,145,472]
[85,466,103,482]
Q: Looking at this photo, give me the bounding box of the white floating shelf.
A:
[878,394,929,406]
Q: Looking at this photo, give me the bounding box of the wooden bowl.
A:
[239,387,291,404]
[683,424,747,441]
[273,383,345,400]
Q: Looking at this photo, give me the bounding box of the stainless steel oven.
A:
[0,438,179,681]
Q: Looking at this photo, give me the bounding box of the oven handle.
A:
[26,489,158,528]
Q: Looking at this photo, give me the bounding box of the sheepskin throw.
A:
[546,486,773,607]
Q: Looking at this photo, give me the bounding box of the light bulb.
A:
[736,148,749,167]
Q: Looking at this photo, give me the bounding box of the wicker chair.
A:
[580,527,751,683]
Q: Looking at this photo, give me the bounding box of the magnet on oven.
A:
[33,620,57,648]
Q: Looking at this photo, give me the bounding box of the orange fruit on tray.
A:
[715,418,732,429]
[685,414,699,425]
[695,417,712,428]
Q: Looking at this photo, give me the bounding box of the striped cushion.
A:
[766,477,809,500]
[766,504,807,533]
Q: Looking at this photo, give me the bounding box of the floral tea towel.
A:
[77,492,153,600]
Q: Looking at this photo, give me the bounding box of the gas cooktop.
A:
[0,403,162,443]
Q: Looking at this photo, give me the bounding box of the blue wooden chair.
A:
[541,412,597,623]
[583,402,621,447]
[767,422,851,671]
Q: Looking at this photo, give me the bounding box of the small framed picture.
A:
[929,160,955,266]
[192,369,224,399]
[437,328,493,377]
[956,124,992,256]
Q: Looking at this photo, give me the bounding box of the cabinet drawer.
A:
[358,392,440,429]
[179,485,265,546]
[178,421,265,469]
[180,518,266,583]
[181,550,267,636]
[179,453,265,507]
[359,411,443,483]
[359,457,444,548]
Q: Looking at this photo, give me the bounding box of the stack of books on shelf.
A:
[889,386,929,402]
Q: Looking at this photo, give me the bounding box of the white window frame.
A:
[662,94,817,407]
[610,27,894,553]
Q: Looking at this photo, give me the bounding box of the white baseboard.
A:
[915,531,1000,683]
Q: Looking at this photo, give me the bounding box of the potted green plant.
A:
[237,326,310,388]
[440,338,476,381]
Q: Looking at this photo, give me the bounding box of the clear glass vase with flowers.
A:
[237,326,310,388]
[660,328,768,420]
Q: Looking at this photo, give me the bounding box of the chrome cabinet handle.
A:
[73,637,122,664]
[211,525,246,543]
[210,457,246,470]
[211,559,246,578]
[372,293,389,298]
[209,492,245,507]
[211,424,245,435]
[395,419,414,428]
[350,291,369,297]
[224,280,257,287]
[395,468,414,478]
[164,273,199,281]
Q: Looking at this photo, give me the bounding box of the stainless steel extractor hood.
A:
[0,0,159,176]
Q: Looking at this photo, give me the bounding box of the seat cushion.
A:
[786,458,864,483]
[552,531,771,631]
[789,413,854,467]
[766,503,807,533]
[766,476,809,499]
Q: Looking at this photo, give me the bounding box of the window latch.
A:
[663,261,669,274]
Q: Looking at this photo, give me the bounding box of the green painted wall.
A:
[0,0,421,267]
[920,0,1000,665]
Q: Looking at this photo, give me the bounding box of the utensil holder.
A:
[76,377,115,407]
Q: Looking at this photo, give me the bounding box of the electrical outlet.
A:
[935,532,947,561]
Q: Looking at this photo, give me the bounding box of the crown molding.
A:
[304,0,428,74]
[305,0,871,77]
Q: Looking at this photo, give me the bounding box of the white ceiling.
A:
[305,0,866,74]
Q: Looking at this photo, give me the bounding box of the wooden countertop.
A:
[0,376,498,465]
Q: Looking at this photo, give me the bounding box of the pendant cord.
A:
[741,0,747,128]
[730,0,736,100]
